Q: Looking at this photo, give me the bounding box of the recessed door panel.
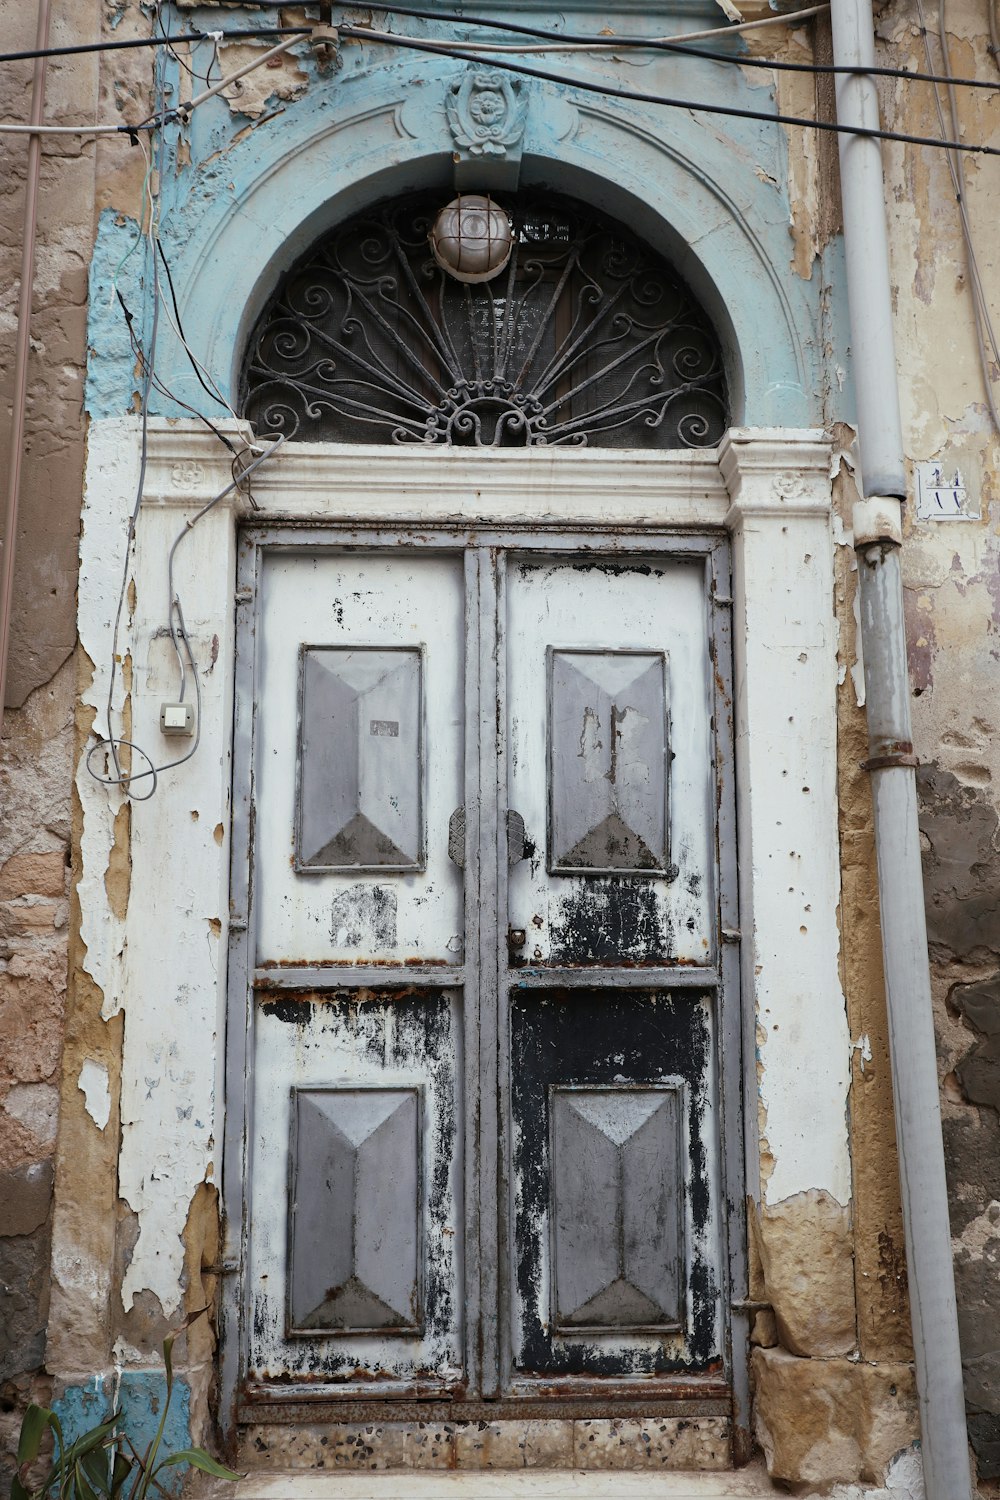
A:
[506,559,714,967]
[256,553,464,965]
[509,990,722,1380]
[247,990,464,1388]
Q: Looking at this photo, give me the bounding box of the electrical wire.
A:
[88,37,276,801]
[338,26,1000,159]
[915,0,1000,434]
[342,0,1000,92]
[97,113,161,800]
[2,15,1000,155]
[155,240,243,433]
[86,439,286,799]
[0,31,305,135]
[1,8,1000,93]
[156,3,221,90]
[0,26,311,66]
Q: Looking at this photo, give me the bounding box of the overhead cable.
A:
[0,31,304,134]
[1,9,1000,94]
[344,1,1000,91]
[0,25,311,66]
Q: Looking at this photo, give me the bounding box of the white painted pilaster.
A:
[720,430,851,1207]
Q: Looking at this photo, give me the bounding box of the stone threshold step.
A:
[194,1464,780,1500]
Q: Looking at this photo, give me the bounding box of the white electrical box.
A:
[160,702,195,737]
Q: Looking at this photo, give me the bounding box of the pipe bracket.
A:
[859,752,920,772]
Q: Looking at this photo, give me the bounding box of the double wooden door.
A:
[225,529,744,1421]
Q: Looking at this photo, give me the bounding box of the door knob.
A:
[448,807,465,868]
[508,927,527,950]
[507,809,526,866]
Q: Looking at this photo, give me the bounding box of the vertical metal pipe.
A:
[830,2,973,1495]
[0,0,51,733]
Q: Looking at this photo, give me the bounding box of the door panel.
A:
[255,553,465,965]
[247,989,464,1387]
[502,556,724,1388]
[509,989,722,1383]
[506,559,714,967]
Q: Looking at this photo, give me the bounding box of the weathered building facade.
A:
[1,0,999,1493]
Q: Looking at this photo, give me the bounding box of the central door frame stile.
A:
[463,545,485,1397]
[478,547,504,1401]
[708,538,751,1463]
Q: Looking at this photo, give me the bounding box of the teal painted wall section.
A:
[53,1373,192,1498]
[84,1,854,432]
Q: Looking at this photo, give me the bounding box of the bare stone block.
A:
[0,1221,51,1382]
[240,1423,458,1471]
[572,1416,731,1469]
[0,853,66,901]
[0,1160,53,1237]
[3,1084,59,1149]
[0,976,64,1083]
[752,1347,918,1486]
[754,1188,857,1356]
[453,1419,573,1468]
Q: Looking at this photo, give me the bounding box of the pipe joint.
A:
[853,495,903,548]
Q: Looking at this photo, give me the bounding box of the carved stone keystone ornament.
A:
[446,68,527,156]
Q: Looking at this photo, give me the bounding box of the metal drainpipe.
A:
[0,0,51,736]
[829,1,973,1495]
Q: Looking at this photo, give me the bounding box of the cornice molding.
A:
[118,420,833,531]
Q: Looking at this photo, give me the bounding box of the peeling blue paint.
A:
[83,1,854,432]
[86,207,147,419]
[54,1372,192,1499]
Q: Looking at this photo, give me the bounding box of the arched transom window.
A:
[241,192,729,448]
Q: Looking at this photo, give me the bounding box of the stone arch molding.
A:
[157,66,822,429]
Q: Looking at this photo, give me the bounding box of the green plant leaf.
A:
[161,1334,174,1395]
[59,1417,120,1470]
[16,1404,51,1466]
[80,1445,111,1492]
[71,1458,100,1500]
[10,1476,32,1500]
[109,1451,133,1498]
[156,1450,241,1480]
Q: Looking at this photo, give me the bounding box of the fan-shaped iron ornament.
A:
[241,194,729,449]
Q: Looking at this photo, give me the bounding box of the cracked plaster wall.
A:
[873,0,1000,1482]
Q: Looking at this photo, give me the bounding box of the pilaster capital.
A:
[718,428,833,527]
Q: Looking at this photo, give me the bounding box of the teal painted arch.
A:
[93,59,835,431]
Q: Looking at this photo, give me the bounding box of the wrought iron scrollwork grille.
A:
[241,193,729,448]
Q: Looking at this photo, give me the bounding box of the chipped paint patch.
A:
[78,1060,111,1131]
[212,40,309,120]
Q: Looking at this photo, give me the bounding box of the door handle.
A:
[448,807,465,868]
[507,809,526,866]
[451,807,526,867]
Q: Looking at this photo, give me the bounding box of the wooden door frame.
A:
[223,524,745,1436]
